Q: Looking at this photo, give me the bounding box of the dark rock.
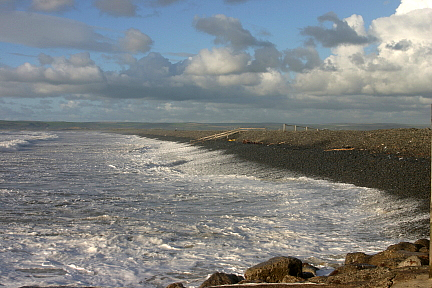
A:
[414,238,430,250]
[345,252,372,265]
[199,272,244,288]
[369,249,428,268]
[165,282,185,288]
[281,275,304,283]
[329,264,377,276]
[237,279,265,284]
[302,262,318,278]
[244,256,302,283]
[307,276,328,284]
[419,246,429,253]
[345,241,429,269]
[326,266,393,287]
[387,241,420,252]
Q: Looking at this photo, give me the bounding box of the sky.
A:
[0,0,431,124]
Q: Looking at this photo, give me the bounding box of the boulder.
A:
[387,241,421,252]
[281,275,304,283]
[414,238,430,249]
[344,241,429,269]
[326,266,394,288]
[345,252,372,265]
[244,256,302,283]
[329,263,377,276]
[397,255,423,268]
[302,262,319,278]
[165,282,185,288]
[199,272,244,288]
[369,248,428,268]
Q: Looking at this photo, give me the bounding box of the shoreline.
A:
[124,128,431,237]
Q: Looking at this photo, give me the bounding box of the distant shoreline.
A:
[129,128,431,238]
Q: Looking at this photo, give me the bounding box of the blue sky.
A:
[0,0,431,124]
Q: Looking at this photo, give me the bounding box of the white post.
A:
[283,124,286,132]
[294,125,297,131]
[430,104,432,278]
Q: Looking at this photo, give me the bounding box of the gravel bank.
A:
[120,128,431,235]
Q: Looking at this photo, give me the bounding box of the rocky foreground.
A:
[20,240,431,288]
[164,239,430,288]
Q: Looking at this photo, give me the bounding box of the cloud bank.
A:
[0,0,431,123]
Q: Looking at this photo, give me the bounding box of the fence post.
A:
[430,104,432,278]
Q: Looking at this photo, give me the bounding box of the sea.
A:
[0,130,428,288]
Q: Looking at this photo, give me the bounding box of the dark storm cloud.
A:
[301,12,377,47]
[193,14,272,50]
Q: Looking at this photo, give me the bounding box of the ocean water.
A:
[0,131,428,288]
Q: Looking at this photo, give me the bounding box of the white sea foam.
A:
[0,131,58,152]
[0,131,427,288]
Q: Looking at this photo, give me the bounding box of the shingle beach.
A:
[121,128,431,237]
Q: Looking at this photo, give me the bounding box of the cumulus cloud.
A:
[94,0,138,17]
[31,0,75,12]
[1,2,431,123]
[193,14,272,50]
[370,8,432,43]
[123,52,184,80]
[301,12,376,47]
[185,47,250,75]
[291,3,432,100]
[119,28,153,53]
[395,0,432,14]
[249,46,282,72]
[0,52,105,97]
[0,11,152,54]
[283,46,321,73]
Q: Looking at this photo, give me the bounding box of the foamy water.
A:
[0,131,427,287]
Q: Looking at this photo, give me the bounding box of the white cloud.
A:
[370,8,432,43]
[395,0,432,14]
[0,3,430,123]
[0,52,106,97]
[292,5,432,99]
[185,47,250,75]
[31,0,75,12]
[119,28,153,53]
